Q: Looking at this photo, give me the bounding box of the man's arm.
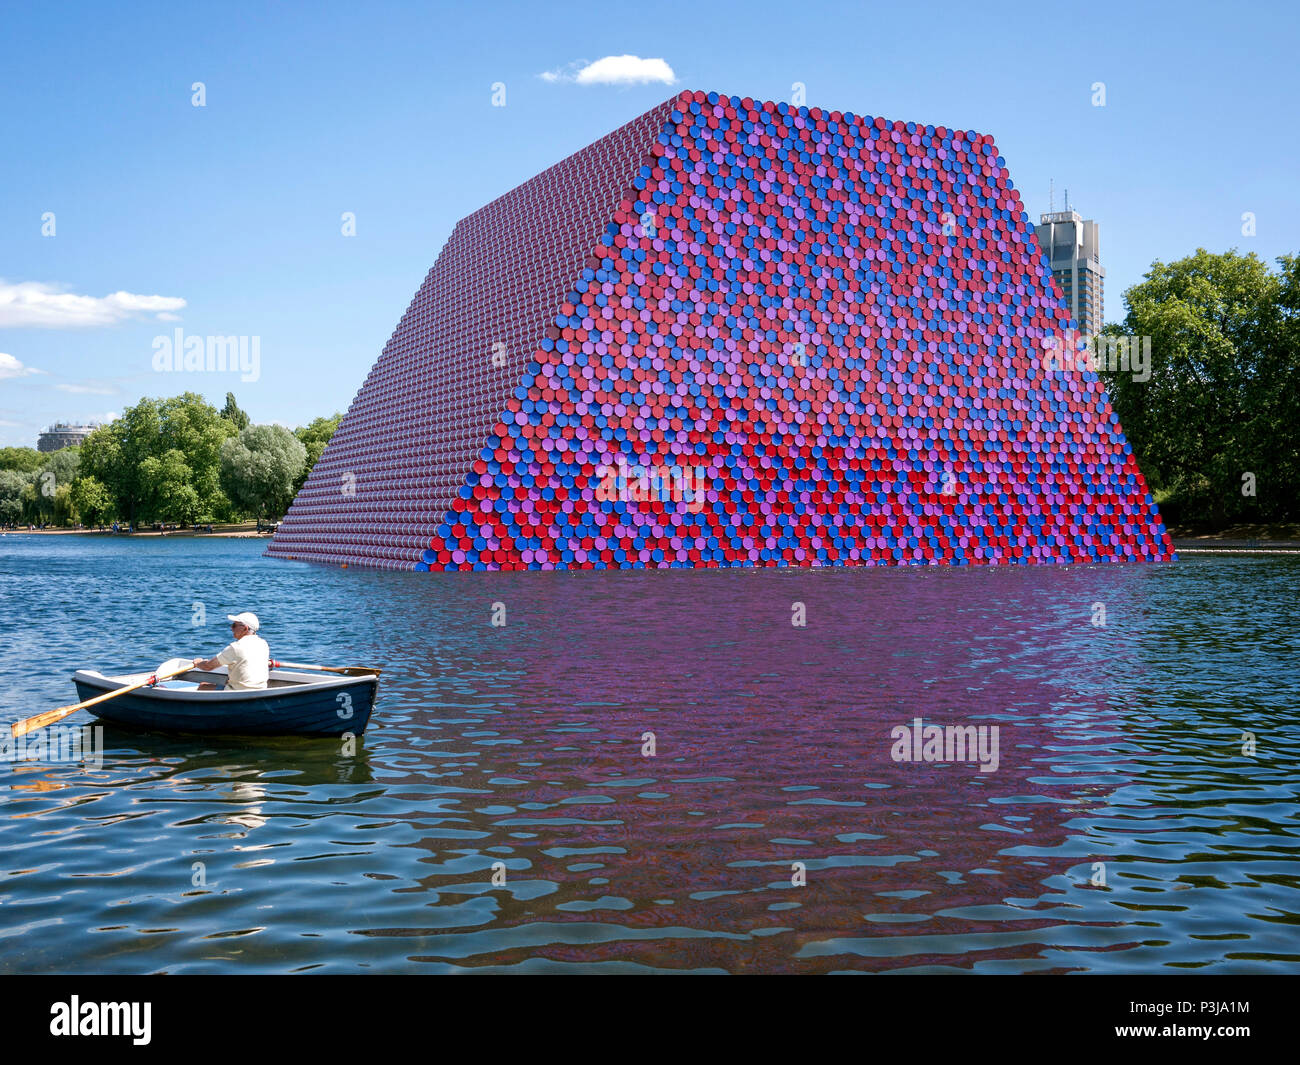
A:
[193,643,237,672]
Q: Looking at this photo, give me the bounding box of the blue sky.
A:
[1,0,1296,447]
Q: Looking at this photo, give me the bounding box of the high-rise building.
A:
[267,91,1171,571]
[1035,209,1104,337]
[37,422,99,452]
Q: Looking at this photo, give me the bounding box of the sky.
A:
[1,0,1296,447]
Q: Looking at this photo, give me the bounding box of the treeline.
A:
[1100,249,1299,527]
[5,249,1294,533]
[0,393,341,528]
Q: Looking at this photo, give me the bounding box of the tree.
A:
[81,393,236,523]
[221,392,250,431]
[0,470,27,524]
[157,393,236,520]
[80,399,159,524]
[1101,248,1299,525]
[41,446,81,486]
[0,447,43,474]
[70,475,114,526]
[139,449,202,525]
[220,424,307,520]
[1257,254,1300,517]
[52,482,75,525]
[27,447,81,524]
[293,412,342,490]
[20,480,39,523]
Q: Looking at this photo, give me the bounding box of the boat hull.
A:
[72,668,378,737]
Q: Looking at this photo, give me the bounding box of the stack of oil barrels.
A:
[418,90,1172,570]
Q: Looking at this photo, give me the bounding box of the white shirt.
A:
[216,634,270,690]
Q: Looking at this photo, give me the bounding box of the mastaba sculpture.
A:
[267,90,1174,571]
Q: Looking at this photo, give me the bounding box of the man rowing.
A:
[192,612,270,691]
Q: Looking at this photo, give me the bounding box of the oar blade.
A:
[11,662,194,738]
[12,705,81,738]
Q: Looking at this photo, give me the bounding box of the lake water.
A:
[0,534,1297,973]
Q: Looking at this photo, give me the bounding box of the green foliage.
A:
[1102,248,1300,525]
[0,447,43,474]
[0,470,27,524]
[51,482,74,525]
[139,448,202,525]
[41,446,81,485]
[80,400,154,523]
[80,393,237,524]
[221,392,250,431]
[26,395,336,526]
[24,447,82,524]
[19,481,40,523]
[70,475,114,525]
[220,423,307,520]
[293,412,342,491]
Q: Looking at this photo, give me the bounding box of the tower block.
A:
[267,90,1174,570]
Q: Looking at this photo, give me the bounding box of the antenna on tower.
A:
[1065,187,1070,212]
[1049,178,1054,214]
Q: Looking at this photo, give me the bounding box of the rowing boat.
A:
[70,665,378,737]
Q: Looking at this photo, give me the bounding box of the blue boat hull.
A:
[72,669,378,737]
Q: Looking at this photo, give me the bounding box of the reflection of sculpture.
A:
[380,564,1130,973]
[270,91,1173,572]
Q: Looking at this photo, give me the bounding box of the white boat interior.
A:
[78,666,371,692]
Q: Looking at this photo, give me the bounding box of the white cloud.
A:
[0,281,187,328]
[541,55,676,86]
[0,352,42,379]
[55,382,117,395]
[578,56,675,85]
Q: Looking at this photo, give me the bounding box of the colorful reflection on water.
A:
[0,536,1296,972]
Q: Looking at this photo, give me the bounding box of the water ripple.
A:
[0,536,1297,972]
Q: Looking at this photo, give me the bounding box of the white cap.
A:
[227,611,260,632]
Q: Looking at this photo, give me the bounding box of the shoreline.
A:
[1166,523,1300,552]
[2,525,274,539]
[6,525,1299,552]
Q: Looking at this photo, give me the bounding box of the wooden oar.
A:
[11,663,194,738]
[270,659,383,678]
